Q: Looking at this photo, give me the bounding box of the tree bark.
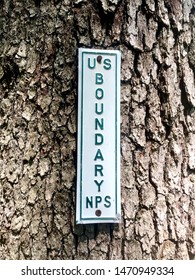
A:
[0,0,195,259]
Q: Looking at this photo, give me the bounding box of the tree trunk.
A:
[0,0,195,260]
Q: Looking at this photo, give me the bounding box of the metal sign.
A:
[76,48,121,224]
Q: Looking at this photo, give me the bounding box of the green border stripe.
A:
[80,51,119,222]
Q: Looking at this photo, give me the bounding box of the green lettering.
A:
[95,73,104,84]
[94,149,104,161]
[95,103,104,114]
[95,164,104,176]
[94,180,104,192]
[104,196,111,208]
[95,196,102,208]
[88,58,96,69]
[95,88,104,100]
[95,133,104,145]
[95,118,104,130]
[103,58,111,70]
[86,196,93,208]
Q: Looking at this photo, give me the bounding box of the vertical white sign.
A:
[76,48,121,224]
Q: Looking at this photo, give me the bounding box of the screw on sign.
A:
[95,209,102,217]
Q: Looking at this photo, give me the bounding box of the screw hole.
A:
[95,209,102,217]
[97,55,102,63]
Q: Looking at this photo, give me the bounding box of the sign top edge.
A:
[79,48,121,55]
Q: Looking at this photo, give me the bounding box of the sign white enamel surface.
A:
[76,48,121,224]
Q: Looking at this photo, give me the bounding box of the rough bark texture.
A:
[0,0,195,260]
